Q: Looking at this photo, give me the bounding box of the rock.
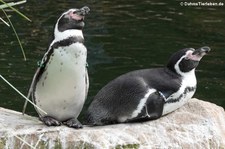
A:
[0,98,224,149]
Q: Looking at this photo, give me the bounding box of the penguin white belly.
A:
[35,43,87,121]
[162,71,196,115]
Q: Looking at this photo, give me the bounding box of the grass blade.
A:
[14,135,36,149]
[0,16,10,26]
[2,9,27,61]
[0,74,47,115]
[0,0,26,9]
[0,0,31,22]
[1,123,36,149]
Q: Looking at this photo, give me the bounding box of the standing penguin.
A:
[84,46,210,126]
[24,6,90,128]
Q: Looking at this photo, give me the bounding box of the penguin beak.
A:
[68,6,90,21]
[76,6,90,17]
[186,46,210,61]
[192,46,211,57]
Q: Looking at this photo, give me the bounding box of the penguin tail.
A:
[82,111,94,125]
[83,111,107,126]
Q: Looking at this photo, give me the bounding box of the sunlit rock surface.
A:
[0,98,224,149]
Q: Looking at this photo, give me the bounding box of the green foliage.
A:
[115,144,140,149]
[0,0,31,61]
[0,0,31,22]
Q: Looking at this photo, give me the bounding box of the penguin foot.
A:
[63,118,83,129]
[40,116,61,126]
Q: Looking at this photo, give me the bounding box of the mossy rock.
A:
[115,144,140,149]
[0,139,6,149]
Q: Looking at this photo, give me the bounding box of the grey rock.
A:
[0,98,224,149]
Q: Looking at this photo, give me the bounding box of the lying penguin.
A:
[84,46,210,126]
[24,6,90,128]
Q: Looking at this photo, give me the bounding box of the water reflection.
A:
[0,0,224,117]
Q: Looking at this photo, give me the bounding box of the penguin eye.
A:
[184,57,189,60]
[73,11,77,14]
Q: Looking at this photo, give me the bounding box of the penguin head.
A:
[55,6,90,33]
[167,46,210,76]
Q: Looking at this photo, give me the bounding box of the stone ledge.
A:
[0,98,225,149]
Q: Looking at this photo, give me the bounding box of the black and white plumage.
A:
[25,6,90,128]
[84,46,210,126]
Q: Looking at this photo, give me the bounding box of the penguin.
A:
[84,46,210,126]
[24,6,90,128]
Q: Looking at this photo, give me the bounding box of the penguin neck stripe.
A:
[165,86,196,103]
[34,36,84,83]
[52,36,84,49]
[54,29,84,40]
[174,55,186,76]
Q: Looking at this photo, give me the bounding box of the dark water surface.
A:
[0,0,224,117]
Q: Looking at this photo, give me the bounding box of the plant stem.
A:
[0,0,26,9]
[0,74,47,115]
[2,9,27,61]
[0,0,31,22]
[0,16,10,26]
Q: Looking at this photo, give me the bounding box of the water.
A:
[0,0,224,117]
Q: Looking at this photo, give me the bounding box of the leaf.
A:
[0,0,31,22]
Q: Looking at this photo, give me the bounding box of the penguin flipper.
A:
[22,67,42,115]
[85,68,89,99]
[127,91,165,123]
[22,49,50,115]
